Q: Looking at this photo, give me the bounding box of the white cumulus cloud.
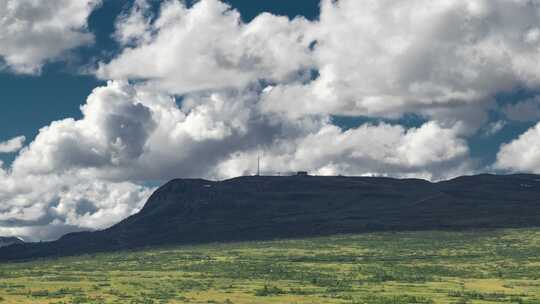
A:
[97,0,314,94]
[216,121,471,181]
[0,0,101,74]
[0,136,25,153]
[264,0,540,126]
[99,0,540,131]
[495,123,540,173]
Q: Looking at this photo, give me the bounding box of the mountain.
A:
[2,174,540,261]
[0,237,24,248]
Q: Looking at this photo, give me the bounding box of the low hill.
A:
[2,174,540,261]
[0,237,24,248]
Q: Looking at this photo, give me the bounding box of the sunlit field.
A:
[0,229,539,304]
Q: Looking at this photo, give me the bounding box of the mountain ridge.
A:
[2,173,540,261]
[0,237,24,248]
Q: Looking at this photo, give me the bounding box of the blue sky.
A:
[1,0,540,240]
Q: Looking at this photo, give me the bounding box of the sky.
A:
[1,0,540,241]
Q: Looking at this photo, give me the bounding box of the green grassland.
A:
[0,229,539,304]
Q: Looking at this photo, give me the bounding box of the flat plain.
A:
[0,228,539,304]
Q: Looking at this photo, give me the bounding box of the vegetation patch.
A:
[0,228,539,303]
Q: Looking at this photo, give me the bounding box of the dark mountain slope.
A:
[2,174,540,261]
[0,237,24,248]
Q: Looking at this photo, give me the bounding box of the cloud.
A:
[99,0,540,129]
[97,0,314,94]
[0,136,25,153]
[495,123,540,173]
[12,80,322,181]
[263,0,540,126]
[483,120,507,137]
[216,121,471,181]
[0,170,153,241]
[13,82,156,175]
[0,0,101,74]
[12,81,471,182]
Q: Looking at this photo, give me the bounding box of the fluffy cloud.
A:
[100,0,540,128]
[13,82,156,175]
[495,123,540,173]
[0,0,100,74]
[0,82,164,240]
[0,174,152,241]
[13,81,470,182]
[12,81,322,181]
[216,121,471,181]
[0,136,25,153]
[97,0,314,94]
[0,153,153,241]
[263,0,540,125]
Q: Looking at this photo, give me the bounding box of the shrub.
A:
[255,285,284,296]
